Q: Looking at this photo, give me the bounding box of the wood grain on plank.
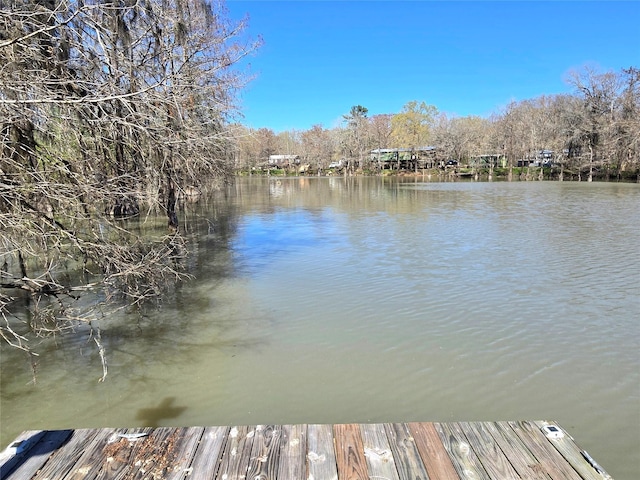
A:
[96,426,181,480]
[60,428,126,480]
[459,422,519,480]
[307,424,338,480]
[215,425,256,480]
[3,430,72,480]
[435,422,490,480]
[507,421,582,480]
[333,424,368,480]
[277,424,307,480]
[31,429,100,480]
[188,426,229,480]
[384,423,430,480]
[484,422,549,480]
[162,426,206,480]
[408,422,459,480]
[359,423,399,480]
[246,425,283,480]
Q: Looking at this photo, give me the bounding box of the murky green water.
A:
[1,177,639,478]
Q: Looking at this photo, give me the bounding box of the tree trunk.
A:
[166,178,178,231]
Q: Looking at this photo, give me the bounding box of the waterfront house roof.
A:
[269,154,299,160]
[370,146,436,154]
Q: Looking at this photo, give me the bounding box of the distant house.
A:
[370,146,437,169]
[268,154,300,167]
[517,150,554,167]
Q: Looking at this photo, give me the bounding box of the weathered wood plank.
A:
[56,427,155,480]
[408,422,459,480]
[507,421,582,480]
[384,423,430,480]
[30,429,101,480]
[215,425,256,480]
[333,424,368,480]
[58,428,125,480]
[95,427,186,480]
[277,424,307,480]
[132,427,191,480]
[359,423,399,480]
[534,421,612,480]
[187,426,229,480]
[307,424,338,480]
[459,422,519,479]
[484,422,550,479]
[435,422,490,480]
[0,421,611,480]
[246,425,283,480]
[0,430,47,479]
[0,430,72,480]
[163,426,206,480]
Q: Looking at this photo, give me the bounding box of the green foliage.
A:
[391,101,438,148]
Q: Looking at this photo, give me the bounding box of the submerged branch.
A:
[92,327,108,383]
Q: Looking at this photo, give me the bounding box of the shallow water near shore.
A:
[1,177,639,478]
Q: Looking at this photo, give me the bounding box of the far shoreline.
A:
[237,166,640,183]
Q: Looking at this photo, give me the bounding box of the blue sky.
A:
[226,1,640,132]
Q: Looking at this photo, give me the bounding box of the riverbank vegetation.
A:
[234,67,639,182]
[1,0,259,368]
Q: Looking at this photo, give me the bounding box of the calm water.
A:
[1,177,639,478]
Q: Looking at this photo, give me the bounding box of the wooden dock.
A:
[0,421,612,479]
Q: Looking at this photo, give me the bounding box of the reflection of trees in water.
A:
[1,189,253,381]
[1,177,489,382]
[231,176,472,216]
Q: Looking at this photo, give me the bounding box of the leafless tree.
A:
[1,0,260,366]
[301,124,334,171]
[565,67,620,181]
[612,67,640,179]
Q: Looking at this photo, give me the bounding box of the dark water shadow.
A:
[135,396,187,428]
